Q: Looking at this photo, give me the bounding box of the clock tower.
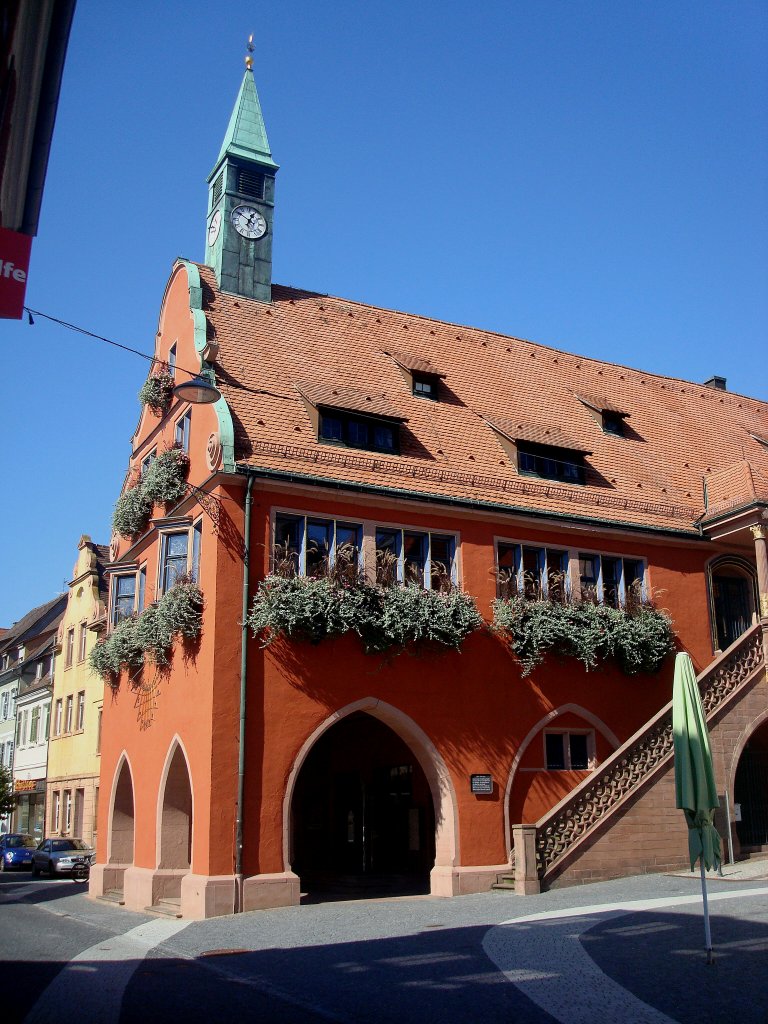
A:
[206,44,278,302]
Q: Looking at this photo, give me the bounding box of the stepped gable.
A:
[197,265,768,533]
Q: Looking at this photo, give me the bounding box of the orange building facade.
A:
[90,67,768,919]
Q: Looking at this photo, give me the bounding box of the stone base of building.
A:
[89,862,128,900]
[430,863,510,896]
[242,871,301,911]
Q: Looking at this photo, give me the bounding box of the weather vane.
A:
[245,33,254,71]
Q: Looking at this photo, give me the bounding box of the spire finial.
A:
[245,33,254,71]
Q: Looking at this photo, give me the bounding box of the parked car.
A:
[31,838,94,877]
[0,833,37,871]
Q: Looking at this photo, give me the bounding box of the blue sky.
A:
[1,0,766,626]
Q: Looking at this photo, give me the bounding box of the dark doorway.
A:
[734,721,768,851]
[292,713,435,900]
[712,570,753,650]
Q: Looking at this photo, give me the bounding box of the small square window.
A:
[412,374,438,400]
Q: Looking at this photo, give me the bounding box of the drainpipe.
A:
[234,472,254,912]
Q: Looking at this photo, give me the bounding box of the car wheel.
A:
[31,861,39,877]
[47,861,55,877]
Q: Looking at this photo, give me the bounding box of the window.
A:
[518,442,586,484]
[5,741,12,767]
[54,699,63,736]
[1,692,8,719]
[274,513,361,580]
[137,566,147,612]
[96,707,103,754]
[602,412,624,436]
[160,531,189,593]
[8,688,15,718]
[52,791,60,833]
[29,707,40,744]
[412,373,439,400]
[112,574,137,626]
[64,696,73,733]
[16,710,25,745]
[65,628,75,669]
[76,691,85,731]
[78,624,88,663]
[16,647,24,663]
[64,791,72,833]
[496,543,569,601]
[545,731,594,770]
[579,553,645,607]
[168,344,177,379]
[319,410,398,454]
[140,449,157,477]
[191,519,203,582]
[175,410,191,453]
[375,528,456,590]
[35,661,43,679]
[1,654,8,670]
[42,703,50,740]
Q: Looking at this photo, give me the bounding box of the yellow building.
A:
[46,536,108,843]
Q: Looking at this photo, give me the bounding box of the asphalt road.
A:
[1,869,767,1024]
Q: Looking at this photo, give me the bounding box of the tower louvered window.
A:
[238,167,265,200]
[211,172,224,207]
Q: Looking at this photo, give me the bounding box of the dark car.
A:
[32,838,94,877]
[0,833,37,871]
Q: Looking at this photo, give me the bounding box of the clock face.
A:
[207,210,222,246]
[231,205,267,240]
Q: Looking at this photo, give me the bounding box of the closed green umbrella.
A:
[673,651,722,963]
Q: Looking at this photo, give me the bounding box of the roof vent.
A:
[703,375,727,391]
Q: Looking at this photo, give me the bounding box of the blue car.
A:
[0,833,37,871]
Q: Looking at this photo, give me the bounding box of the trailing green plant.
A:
[112,485,153,539]
[247,572,483,655]
[138,371,175,415]
[89,577,204,684]
[142,446,190,507]
[111,445,190,538]
[492,593,674,677]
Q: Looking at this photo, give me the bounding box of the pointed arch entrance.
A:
[286,699,457,900]
[158,742,193,870]
[109,756,135,865]
[734,718,768,851]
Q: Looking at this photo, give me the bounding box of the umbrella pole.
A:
[700,859,714,964]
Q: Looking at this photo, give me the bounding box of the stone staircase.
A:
[511,623,766,893]
[145,896,183,918]
[97,888,125,906]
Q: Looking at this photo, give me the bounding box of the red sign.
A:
[0,226,33,319]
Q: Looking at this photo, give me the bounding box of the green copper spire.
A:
[213,68,278,173]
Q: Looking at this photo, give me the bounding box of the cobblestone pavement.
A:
[2,865,767,1023]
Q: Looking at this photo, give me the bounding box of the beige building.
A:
[46,536,108,844]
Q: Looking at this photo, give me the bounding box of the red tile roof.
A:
[484,417,591,454]
[294,381,408,421]
[197,267,768,533]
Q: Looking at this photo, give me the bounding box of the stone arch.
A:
[504,704,621,854]
[108,753,135,865]
[706,555,758,653]
[283,698,459,890]
[730,711,768,852]
[157,737,194,870]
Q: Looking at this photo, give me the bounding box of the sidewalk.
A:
[667,854,768,882]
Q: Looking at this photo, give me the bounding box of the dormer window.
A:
[412,373,439,400]
[485,418,591,486]
[383,350,445,402]
[575,394,630,437]
[602,412,624,436]
[296,382,407,457]
[319,411,398,453]
[518,442,586,485]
